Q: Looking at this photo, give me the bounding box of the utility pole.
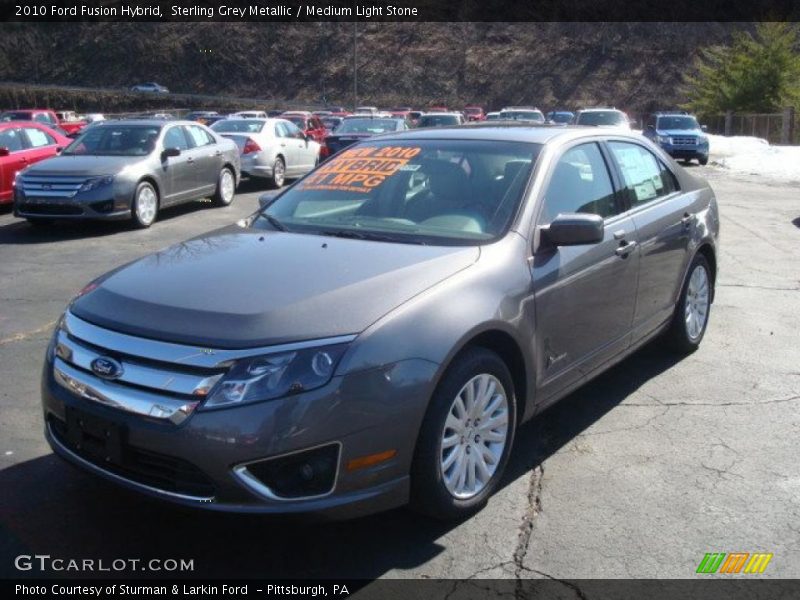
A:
[352,19,358,111]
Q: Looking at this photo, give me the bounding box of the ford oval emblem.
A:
[90,356,124,380]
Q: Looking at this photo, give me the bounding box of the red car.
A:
[281,112,328,143]
[464,105,486,121]
[0,109,86,137]
[0,121,72,205]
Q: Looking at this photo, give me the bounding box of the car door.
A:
[605,140,696,340]
[185,124,220,194]
[282,121,313,175]
[0,127,28,203]
[159,125,194,205]
[21,126,60,166]
[531,141,640,400]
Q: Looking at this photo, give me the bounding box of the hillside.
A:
[0,22,747,114]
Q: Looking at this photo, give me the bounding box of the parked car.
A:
[320,116,344,131]
[354,106,379,115]
[185,111,220,124]
[281,113,328,143]
[231,111,268,119]
[574,108,631,130]
[83,113,106,123]
[267,110,285,118]
[429,105,448,111]
[408,110,424,126]
[418,112,466,128]
[0,109,82,136]
[0,121,72,206]
[41,125,718,520]
[643,112,709,165]
[499,107,546,123]
[211,118,319,188]
[54,111,88,135]
[546,111,575,125]
[390,107,413,118]
[312,110,333,117]
[463,106,486,121]
[320,116,409,158]
[130,82,169,93]
[485,112,501,121]
[14,120,240,228]
[327,106,351,117]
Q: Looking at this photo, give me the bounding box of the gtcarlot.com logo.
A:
[14,554,194,573]
[697,552,773,574]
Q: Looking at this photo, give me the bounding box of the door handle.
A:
[681,212,694,227]
[186,157,194,164]
[214,150,222,156]
[615,240,638,257]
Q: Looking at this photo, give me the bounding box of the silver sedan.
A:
[211,118,320,188]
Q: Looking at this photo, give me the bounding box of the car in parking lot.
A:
[463,106,486,121]
[546,111,575,125]
[643,112,709,165]
[41,124,718,520]
[418,112,466,128]
[281,112,328,144]
[130,82,169,93]
[320,116,344,132]
[14,119,240,228]
[211,118,320,188]
[499,107,546,123]
[232,111,268,119]
[574,108,631,129]
[319,115,409,158]
[0,121,72,205]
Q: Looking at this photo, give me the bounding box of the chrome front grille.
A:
[671,136,697,146]
[20,174,87,198]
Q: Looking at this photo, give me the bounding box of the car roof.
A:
[421,112,461,117]
[88,119,175,127]
[368,123,646,144]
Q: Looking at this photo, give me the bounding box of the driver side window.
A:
[163,127,190,150]
[540,143,618,224]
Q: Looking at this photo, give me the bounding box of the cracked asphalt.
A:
[0,167,798,588]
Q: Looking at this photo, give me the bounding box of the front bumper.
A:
[14,185,134,221]
[656,141,709,160]
[41,338,438,518]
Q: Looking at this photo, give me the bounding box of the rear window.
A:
[211,119,266,133]
[337,119,400,134]
[576,111,627,126]
[419,115,460,127]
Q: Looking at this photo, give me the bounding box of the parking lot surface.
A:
[1,169,798,583]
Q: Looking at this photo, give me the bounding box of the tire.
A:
[665,253,713,353]
[131,181,159,228]
[212,167,236,207]
[699,156,709,166]
[269,156,286,189]
[410,347,517,520]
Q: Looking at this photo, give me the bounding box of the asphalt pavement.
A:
[0,168,798,587]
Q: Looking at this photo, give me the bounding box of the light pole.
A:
[352,19,358,111]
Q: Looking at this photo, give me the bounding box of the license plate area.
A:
[65,407,126,464]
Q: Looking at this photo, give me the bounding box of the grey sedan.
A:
[41,125,718,519]
[14,120,240,227]
[211,118,320,188]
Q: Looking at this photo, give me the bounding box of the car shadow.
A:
[0,342,682,580]
[0,201,219,246]
[791,217,800,229]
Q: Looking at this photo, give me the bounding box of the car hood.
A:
[71,226,480,349]
[657,129,703,137]
[23,155,143,177]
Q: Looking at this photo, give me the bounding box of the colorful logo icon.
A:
[697,552,773,574]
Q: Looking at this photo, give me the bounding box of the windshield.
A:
[500,111,544,122]
[419,115,460,127]
[549,112,574,123]
[211,119,266,133]
[63,125,161,156]
[657,116,700,130]
[337,119,399,134]
[577,111,626,126]
[255,139,542,245]
[0,111,33,121]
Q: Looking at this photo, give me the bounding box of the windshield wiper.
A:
[257,213,288,232]
[317,229,426,245]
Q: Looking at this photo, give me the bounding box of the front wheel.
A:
[212,167,236,207]
[131,181,159,228]
[699,156,709,166]
[410,347,517,520]
[665,253,713,353]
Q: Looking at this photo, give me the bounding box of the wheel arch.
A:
[695,243,717,302]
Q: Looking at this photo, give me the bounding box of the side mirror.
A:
[701,124,708,132]
[55,146,63,154]
[161,147,181,159]
[0,147,9,157]
[543,213,604,246]
[258,190,280,209]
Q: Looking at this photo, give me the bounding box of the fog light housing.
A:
[234,443,340,500]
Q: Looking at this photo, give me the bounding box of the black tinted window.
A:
[541,143,618,222]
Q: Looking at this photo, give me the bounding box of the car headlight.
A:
[656,135,671,144]
[698,136,709,144]
[201,343,349,409]
[79,175,114,192]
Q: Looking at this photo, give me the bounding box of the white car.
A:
[574,108,632,130]
[130,82,169,93]
[211,118,319,188]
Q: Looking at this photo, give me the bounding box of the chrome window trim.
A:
[63,311,357,369]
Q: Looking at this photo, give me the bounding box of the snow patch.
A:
[708,134,800,183]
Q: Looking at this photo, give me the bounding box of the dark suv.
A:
[643,112,709,165]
